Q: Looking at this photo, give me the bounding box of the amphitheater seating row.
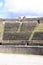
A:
[32,32,43,40]
[20,22,37,32]
[4,23,20,32]
[3,22,37,40]
[3,32,31,40]
[4,22,37,32]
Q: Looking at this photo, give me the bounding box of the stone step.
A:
[0,45,43,55]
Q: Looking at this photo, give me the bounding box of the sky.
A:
[0,0,43,18]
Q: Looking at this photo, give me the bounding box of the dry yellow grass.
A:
[29,23,43,40]
[35,23,43,32]
[0,24,4,40]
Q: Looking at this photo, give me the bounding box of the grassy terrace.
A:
[35,23,43,32]
[0,24,4,40]
[30,23,43,40]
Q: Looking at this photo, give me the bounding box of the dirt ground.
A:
[0,53,43,65]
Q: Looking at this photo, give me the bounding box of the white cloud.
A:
[5,0,43,14]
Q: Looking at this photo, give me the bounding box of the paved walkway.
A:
[0,53,43,65]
